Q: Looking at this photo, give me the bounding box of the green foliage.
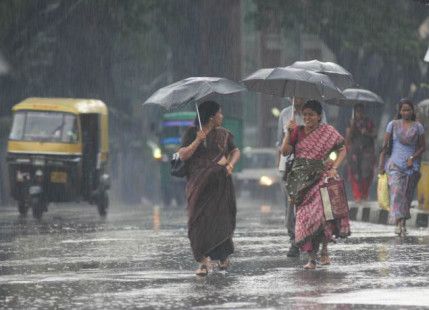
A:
[252,0,426,64]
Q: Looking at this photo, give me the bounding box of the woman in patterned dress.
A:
[281,100,350,269]
[178,101,240,276]
[379,99,426,236]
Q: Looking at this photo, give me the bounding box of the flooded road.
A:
[0,200,428,309]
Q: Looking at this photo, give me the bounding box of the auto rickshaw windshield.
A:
[9,111,79,143]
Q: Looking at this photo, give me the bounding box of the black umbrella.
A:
[327,88,384,107]
[143,77,246,129]
[289,59,354,90]
[242,66,344,112]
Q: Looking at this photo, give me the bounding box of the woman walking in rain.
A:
[345,103,376,203]
[379,98,425,236]
[281,100,350,269]
[178,100,240,276]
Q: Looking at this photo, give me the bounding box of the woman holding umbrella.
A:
[178,100,240,276]
[379,98,426,236]
[281,100,350,269]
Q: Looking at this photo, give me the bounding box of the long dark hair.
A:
[194,100,220,126]
[396,98,416,121]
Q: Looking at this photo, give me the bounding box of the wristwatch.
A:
[409,156,414,161]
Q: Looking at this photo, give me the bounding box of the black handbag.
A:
[170,152,186,177]
[282,154,295,182]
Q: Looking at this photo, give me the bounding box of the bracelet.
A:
[409,156,414,161]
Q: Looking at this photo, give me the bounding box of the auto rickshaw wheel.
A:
[97,191,109,217]
[18,200,29,216]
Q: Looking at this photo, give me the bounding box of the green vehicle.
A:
[158,111,242,207]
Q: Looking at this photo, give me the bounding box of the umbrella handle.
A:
[195,103,207,147]
[292,97,295,121]
[195,102,203,130]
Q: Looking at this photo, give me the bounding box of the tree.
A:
[251,0,428,104]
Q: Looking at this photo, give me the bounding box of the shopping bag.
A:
[320,177,349,221]
[377,173,390,210]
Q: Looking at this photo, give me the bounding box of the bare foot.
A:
[195,265,208,276]
[218,258,230,270]
[303,260,316,270]
[320,255,331,265]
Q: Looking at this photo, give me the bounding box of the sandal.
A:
[218,258,230,271]
[195,264,208,276]
[303,260,317,270]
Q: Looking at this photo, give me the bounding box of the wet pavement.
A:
[0,200,428,309]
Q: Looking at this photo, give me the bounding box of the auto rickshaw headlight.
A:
[33,158,45,166]
[100,174,111,190]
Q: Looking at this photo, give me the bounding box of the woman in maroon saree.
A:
[178,101,240,276]
[281,100,350,269]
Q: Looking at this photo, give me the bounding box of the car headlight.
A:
[153,147,162,160]
[259,175,274,186]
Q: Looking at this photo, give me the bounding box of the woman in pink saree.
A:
[281,100,350,269]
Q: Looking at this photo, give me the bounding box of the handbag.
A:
[282,126,300,182]
[170,152,186,178]
[319,177,349,221]
[377,173,390,210]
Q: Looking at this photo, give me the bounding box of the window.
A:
[9,111,79,143]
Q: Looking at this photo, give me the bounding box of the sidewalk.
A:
[348,201,429,228]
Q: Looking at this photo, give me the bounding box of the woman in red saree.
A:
[281,100,350,269]
[178,101,240,276]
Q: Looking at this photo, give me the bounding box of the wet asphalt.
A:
[0,199,428,310]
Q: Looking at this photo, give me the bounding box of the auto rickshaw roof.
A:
[12,98,108,115]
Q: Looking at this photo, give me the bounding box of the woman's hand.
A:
[407,156,414,168]
[285,120,297,133]
[196,130,207,143]
[226,163,234,175]
[327,168,339,179]
[217,156,228,166]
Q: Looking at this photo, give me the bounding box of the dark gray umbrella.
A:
[417,99,429,119]
[327,88,384,107]
[143,76,246,128]
[289,59,354,90]
[418,99,429,108]
[242,66,344,102]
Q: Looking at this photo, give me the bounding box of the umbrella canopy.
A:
[143,77,246,110]
[418,99,429,108]
[242,67,344,101]
[290,59,354,90]
[326,88,384,107]
[417,99,429,119]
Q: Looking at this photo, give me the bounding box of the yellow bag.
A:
[377,174,390,210]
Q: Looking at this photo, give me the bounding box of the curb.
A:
[348,201,429,228]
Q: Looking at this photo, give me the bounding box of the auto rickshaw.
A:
[7,98,110,218]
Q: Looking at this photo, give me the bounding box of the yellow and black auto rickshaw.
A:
[7,98,110,218]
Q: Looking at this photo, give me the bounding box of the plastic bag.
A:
[377,173,390,210]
